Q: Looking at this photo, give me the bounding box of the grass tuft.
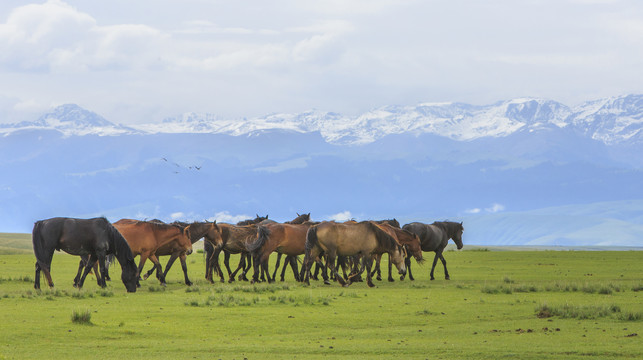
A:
[71,309,92,325]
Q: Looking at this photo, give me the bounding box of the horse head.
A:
[389,244,407,276]
[452,222,464,250]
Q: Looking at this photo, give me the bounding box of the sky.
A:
[0,0,642,125]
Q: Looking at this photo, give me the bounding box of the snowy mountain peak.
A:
[2,95,642,144]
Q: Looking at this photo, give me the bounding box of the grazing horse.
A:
[113,219,192,286]
[303,221,407,287]
[371,222,424,282]
[247,221,315,283]
[32,217,138,292]
[206,223,258,283]
[402,221,463,280]
[142,221,222,285]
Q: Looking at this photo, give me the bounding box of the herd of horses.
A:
[31,213,464,293]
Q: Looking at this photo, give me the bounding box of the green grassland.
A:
[0,233,641,359]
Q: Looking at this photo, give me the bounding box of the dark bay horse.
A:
[371,222,424,282]
[303,221,407,287]
[32,217,138,292]
[142,221,222,285]
[206,223,258,283]
[113,219,192,286]
[402,221,463,280]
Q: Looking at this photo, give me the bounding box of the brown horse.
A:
[303,221,407,287]
[142,221,222,285]
[206,223,258,283]
[370,222,424,281]
[252,212,313,282]
[247,221,315,283]
[113,219,192,286]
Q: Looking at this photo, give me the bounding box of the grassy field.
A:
[0,233,641,359]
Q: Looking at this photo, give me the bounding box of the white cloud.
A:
[485,203,506,213]
[0,0,641,124]
[328,210,353,222]
[208,211,250,224]
[465,208,481,214]
[170,212,185,220]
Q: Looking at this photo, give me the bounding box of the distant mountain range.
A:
[2,94,641,145]
[1,95,642,247]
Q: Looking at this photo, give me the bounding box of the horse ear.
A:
[297,212,300,216]
[256,214,259,218]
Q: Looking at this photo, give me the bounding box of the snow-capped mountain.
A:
[0,104,132,136]
[1,95,641,145]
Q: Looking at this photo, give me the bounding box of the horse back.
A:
[403,222,446,252]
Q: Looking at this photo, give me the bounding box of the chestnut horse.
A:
[255,212,312,282]
[303,221,407,287]
[142,221,222,285]
[247,221,315,283]
[113,219,192,286]
[370,222,424,281]
[32,217,138,292]
[402,221,464,280]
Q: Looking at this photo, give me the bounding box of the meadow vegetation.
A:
[0,233,641,359]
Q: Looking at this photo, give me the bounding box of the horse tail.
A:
[247,225,270,254]
[31,220,48,268]
[305,226,319,253]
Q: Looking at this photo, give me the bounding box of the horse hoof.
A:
[186,281,193,286]
[143,274,149,280]
[323,280,331,285]
[342,283,350,287]
[388,278,395,282]
[368,282,376,288]
[445,276,450,280]
[376,276,382,281]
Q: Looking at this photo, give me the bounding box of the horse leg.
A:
[143,265,156,280]
[161,254,179,281]
[148,254,166,285]
[388,256,395,282]
[250,253,261,284]
[178,253,192,286]
[135,254,150,287]
[77,257,97,289]
[73,257,86,288]
[224,251,237,283]
[34,262,42,290]
[429,252,440,280]
[440,254,450,280]
[261,255,272,283]
[286,256,298,282]
[402,255,414,281]
[327,253,347,287]
[241,254,252,281]
[228,253,244,283]
[272,253,282,282]
[365,257,376,288]
[96,254,108,288]
[370,254,382,281]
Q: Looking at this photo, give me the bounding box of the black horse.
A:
[401,221,463,281]
[32,217,138,292]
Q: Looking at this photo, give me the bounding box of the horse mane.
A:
[365,221,399,250]
[376,219,400,228]
[105,221,135,262]
[432,221,463,236]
